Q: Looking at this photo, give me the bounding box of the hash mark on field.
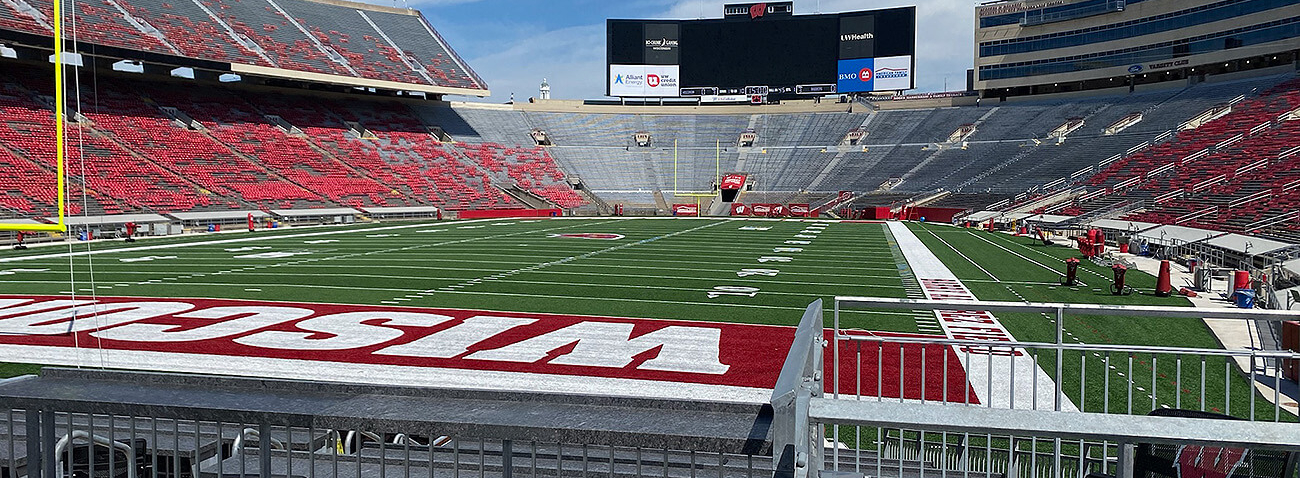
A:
[105,219,629,295]
[385,220,727,303]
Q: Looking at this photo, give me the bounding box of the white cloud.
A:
[464,23,606,103]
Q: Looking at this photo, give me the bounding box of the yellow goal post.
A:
[0,0,68,233]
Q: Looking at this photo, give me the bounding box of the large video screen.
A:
[607,5,915,98]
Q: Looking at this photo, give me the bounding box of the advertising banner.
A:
[751,204,772,216]
[771,205,788,217]
[643,23,680,65]
[720,174,747,190]
[837,55,912,93]
[838,190,854,203]
[672,203,699,216]
[731,203,749,216]
[788,204,810,217]
[838,14,876,59]
[610,65,681,97]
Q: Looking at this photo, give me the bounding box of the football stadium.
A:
[0,0,1298,477]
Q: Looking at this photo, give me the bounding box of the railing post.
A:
[24,409,42,478]
[258,422,271,478]
[773,300,823,478]
[1115,442,1135,478]
[1055,307,1064,412]
[40,409,56,478]
[503,439,514,478]
[833,299,840,399]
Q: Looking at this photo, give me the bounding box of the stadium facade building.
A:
[974,0,1300,97]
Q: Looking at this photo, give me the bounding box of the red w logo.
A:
[750,3,766,19]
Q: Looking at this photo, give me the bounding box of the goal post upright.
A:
[0,0,68,233]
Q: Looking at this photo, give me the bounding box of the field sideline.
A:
[0,217,1290,419]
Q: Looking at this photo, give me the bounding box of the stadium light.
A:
[112,60,144,73]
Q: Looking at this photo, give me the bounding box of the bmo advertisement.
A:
[607,4,915,98]
[838,56,913,93]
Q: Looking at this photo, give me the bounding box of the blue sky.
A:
[408,0,975,102]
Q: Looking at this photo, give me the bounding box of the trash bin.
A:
[1234,289,1256,309]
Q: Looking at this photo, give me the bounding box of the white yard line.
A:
[964,230,1072,281]
[981,230,1111,283]
[388,220,729,302]
[888,222,1078,411]
[19,220,630,293]
[0,218,580,263]
[920,225,1000,282]
[416,290,920,317]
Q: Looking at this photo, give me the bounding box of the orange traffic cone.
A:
[1155,260,1173,297]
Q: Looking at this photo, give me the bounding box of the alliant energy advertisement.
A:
[609,65,681,97]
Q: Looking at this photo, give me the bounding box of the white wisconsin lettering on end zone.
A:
[0,297,750,386]
[93,306,316,342]
[378,316,536,358]
[887,222,1077,411]
[467,322,728,374]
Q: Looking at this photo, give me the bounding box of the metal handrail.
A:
[835,296,1300,321]
[834,332,1300,359]
[54,430,139,478]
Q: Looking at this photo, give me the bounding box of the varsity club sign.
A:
[0,296,975,402]
[788,204,810,217]
[672,204,699,216]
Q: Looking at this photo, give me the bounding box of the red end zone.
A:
[0,296,975,403]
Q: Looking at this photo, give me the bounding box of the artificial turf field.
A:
[0,217,1290,420]
[0,217,918,329]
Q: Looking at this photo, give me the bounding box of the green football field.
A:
[0,217,1289,420]
[1,217,918,329]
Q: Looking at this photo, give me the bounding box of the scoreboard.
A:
[607,3,916,98]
